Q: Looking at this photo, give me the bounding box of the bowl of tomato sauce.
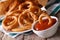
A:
[32,16,59,38]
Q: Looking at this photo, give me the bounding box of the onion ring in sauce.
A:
[39,11,52,25]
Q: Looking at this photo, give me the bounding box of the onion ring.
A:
[2,16,18,30]
[18,10,38,26]
[19,1,33,11]
[39,11,52,25]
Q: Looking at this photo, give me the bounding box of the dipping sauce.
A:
[34,18,56,31]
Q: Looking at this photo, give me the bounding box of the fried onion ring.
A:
[39,11,52,25]
[19,1,33,11]
[2,16,18,30]
[18,10,38,26]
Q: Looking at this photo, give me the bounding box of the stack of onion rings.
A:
[2,0,50,32]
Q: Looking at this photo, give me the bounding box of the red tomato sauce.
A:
[34,19,56,31]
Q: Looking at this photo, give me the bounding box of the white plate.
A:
[1,25,32,33]
[0,21,32,38]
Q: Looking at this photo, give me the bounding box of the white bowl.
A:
[32,16,59,38]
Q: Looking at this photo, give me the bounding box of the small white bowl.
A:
[32,16,59,38]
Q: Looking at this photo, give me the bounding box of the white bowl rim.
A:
[32,16,59,32]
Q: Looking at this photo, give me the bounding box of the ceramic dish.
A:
[32,16,59,38]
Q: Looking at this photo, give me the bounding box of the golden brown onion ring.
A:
[39,11,52,25]
[18,10,38,26]
[19,1,33,11]
[2,16,18,30]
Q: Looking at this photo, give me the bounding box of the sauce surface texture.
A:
[34,19,56,31]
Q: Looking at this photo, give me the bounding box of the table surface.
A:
[0,12,60,40]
